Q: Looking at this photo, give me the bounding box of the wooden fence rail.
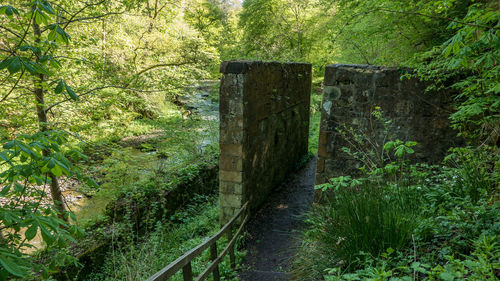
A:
[146,202,249,281]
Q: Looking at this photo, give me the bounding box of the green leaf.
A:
[405,141,417,147]
[16,142,34,157]
[51,165,63,177]
[395,146,405,158]
[47,158,55,169]
[65,84,79,101]
[31,62,51,76]
[47,56,61,69]
[0,5,19,17]
[85,177,99,188]
[32,175,43,185]
[0,57,14,70]
[39,1,55,15]
[57,237,67,247]
[22,61,37,75]
[19,164,33,177]
[55,80,64,94]
[439,272,455,281]
[2,141,14,149]
[39,225,55,245]
[19,45,40,55]
[56,26,70,44]
[7,57,21,74]
[385,163,398,174]
[0,151,11,164]
[34,10,43,25]
[54,159,69,175]
[405,147,415,154]
[25,224,38,241]
[48,28,57,41]
[20,154,28,162]
[383,141,395,152]
[13,182,24,192]
[0,254,27,278]
[0,184,11,196]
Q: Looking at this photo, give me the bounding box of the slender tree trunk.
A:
[33,18,67,221]
[101,18,106,81]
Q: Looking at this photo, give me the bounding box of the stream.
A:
[21,82,220,253]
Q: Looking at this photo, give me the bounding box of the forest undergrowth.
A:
[294,118,499,280]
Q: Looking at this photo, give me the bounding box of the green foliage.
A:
[1,1,226,277]
[56,105,221,279]
[87,196,220,281]
[234,0,373,73]
[0,130,87,279]
[0,0,496,279]
[0,0,227,140]
[0,1,101,277]
[444,146,499,203]
[411,2,500,143]
[323,236,499,280]
[297,152,499,280]
[295,135,499,281]
[334,106,420,186]
[85,195,242,281]
[235,0,476,73]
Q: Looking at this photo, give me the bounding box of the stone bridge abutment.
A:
[218,61,462,222]
[315,64,463,189]
[219,61,312,224]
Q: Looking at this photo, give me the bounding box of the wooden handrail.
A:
[146,202,249,281]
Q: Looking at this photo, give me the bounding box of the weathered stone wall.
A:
[316,64,463,186]
[219,61,311,224]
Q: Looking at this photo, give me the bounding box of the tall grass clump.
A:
[327,183,419,263]
[295,180,421,280]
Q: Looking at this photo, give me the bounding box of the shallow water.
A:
[17,84,221,253]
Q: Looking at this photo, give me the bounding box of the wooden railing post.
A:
[227,227,235,269]
[147,202,248,281]
[210,243,220,281]
[182,262,193,281]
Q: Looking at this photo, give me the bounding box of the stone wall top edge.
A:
[220,60,312,74]
[325,63,400,70]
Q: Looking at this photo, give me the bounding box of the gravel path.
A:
[239,158,316,281]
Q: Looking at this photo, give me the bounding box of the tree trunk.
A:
[33,18,67,221]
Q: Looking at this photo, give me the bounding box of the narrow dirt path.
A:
[239,158,316,281]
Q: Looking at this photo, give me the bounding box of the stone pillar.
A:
[219,72,245,221]
[219,61,312,224]
[315,64,463,194]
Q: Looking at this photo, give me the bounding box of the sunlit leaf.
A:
[51,165,63,177]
